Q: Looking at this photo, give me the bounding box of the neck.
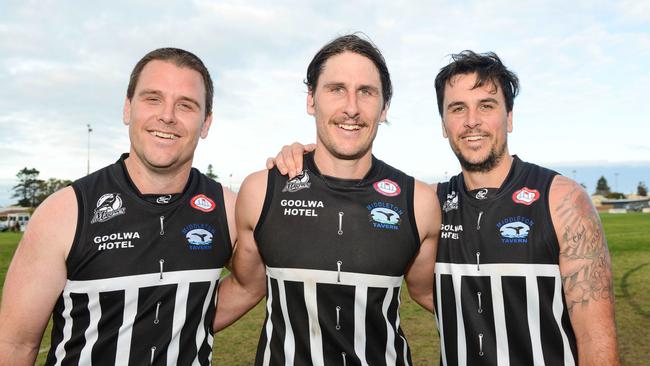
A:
[313,146,373,180]
[461,154,514,191]
[124,152,192,194]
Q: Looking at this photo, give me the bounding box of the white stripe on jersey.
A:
[353,285,368,366]
[77,292,101,365]
[262,276,274,366]
[193,278,217,366]
[54,268,221,364]
[53,294,73,366]
[435,262,575,366]
[382,286,397,365]
[490,275,509,366]
[266,267,403,287]
[435,274,448,366]
[278,280,296,366]
[304,280,324,366]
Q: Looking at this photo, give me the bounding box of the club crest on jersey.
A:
[373,179,401,197]
[191,194,215,212]
[512,187,540,205]
[182,224,216,250]
[367,202,403,230]
[443,191,459,212]
[496,216,534,244]
[91,193,126,224]
[282,171,311,193]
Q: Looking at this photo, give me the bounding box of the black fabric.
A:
[435,156,578,365]
[45,154,231,365]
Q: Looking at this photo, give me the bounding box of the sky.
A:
[1,0,649,205]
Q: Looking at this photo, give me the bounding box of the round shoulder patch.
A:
[190,194,216,212]
[373,179,401,197]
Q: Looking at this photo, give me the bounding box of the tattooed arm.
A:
[549,175,619,365]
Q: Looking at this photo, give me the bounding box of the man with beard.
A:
[271,51,619,365]
[0,48,236,365]
[214,34,440,365]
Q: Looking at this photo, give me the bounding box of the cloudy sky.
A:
[1,0,649,204]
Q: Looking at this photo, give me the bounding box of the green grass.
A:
[1,212,647,365]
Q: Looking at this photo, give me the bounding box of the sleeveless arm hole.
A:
[253,168,275,242]
[65,183,86,275]
[405,175,421,252]
[214,182,234,260]
[542,172,561,258]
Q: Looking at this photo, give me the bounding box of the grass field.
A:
[0,212,648,365]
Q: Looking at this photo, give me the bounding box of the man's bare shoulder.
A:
[25,186,78,256]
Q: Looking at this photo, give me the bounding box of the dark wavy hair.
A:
[126,47,214,116]
[305,33,392,108]
[435,50,519,116]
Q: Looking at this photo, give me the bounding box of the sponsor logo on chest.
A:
[373,179,401,197]
[496,216,534,244]
[182,224,216,250]
[281,199,324,216]
[512,187,540,205]
[91,193,126,223]
[191,194,216,212]
[443,191,459,212]
[94,231,140,251]
[367,201,403,230]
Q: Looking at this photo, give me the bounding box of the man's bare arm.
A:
[550,175,619,365]
[404,180,441,313]
[213,171,268,332]
[0,187,75,365]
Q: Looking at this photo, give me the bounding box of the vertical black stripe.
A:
[538,276,576,365]
[317,282,357,366]
[92,290,125,366]
[366,287,389,366]
[440,274,458,366]
[129,284,177,366]
[44,296,66,366]
[503,276,533,365]
[62,293,90,366]
[461,275,496,365]
[178,282,211,365]
[197,282,217,366]
[267,278,286,365]
[284,280,312,365]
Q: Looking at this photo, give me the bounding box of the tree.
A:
[36,178,73,205]
[11,167,42,207]
[638,181,648,197]
[595,176,610,196]
[206,164,219,181]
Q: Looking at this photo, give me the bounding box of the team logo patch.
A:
[367,202,403,230]
[282,171,311,193]
[91,193,126,223]
[373,179,401,197]
[443,191,459,212]
[191,194,215,212]
[496,216,534,244]
[512,187,540,205]
[182,224,216,250]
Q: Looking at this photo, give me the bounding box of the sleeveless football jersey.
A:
[254,152,420,366]
[45,154,232,366]
[434,156,578,366]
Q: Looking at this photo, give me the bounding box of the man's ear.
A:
[123,98,131,125]
[306,90,315,116]
[200,113,213,139]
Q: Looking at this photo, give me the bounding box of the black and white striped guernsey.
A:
[254,152,420,366]
[44,154,232,366]
[434,156,578,366]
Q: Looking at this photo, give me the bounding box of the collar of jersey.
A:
[303,151,382,189]
[458,155,523,206]
[115,153,195,208]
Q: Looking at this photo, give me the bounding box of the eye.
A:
[146,96,160,103]
[480,104,494,111]
[451,106,465,113]
[358,88,377,97]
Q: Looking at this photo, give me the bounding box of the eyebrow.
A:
[138,89,201,109]
[446,101,466,110]
[323,82,380,93]
[479,97,500,104]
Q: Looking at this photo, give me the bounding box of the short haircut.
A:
[435,50,519,116]
[305,33,392,108]
[126,47,214,116]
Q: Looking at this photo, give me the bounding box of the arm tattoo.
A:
[555,182,614,313]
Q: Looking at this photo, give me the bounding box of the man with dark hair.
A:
[273,49,619,365]
[215,34,440,365]
[432,50,618,365]
[0,47,236,365]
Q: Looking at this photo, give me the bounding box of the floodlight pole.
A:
[87,124,93,175]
